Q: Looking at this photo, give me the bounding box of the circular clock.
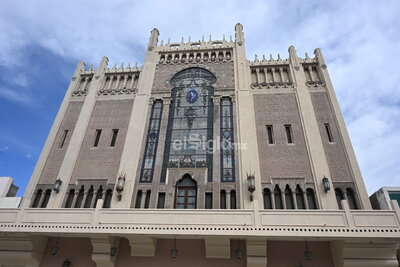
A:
[186,88,198,103]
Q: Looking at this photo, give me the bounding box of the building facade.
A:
[0,24,399,267]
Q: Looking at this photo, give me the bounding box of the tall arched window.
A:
[335,188,344,210]
[41,189,51,208]
[162,68,216,183]
[31,189,43,208]
[65,189,75,208]
[84,185,94,208]
[306,188,317,209]
[285,184,294,209]
[175,174,197,209]
[263,188,272,209]
[140,100,163,183]
[274,185,283,209]
[103,189,112,208]
[220,97,235,182]
[230,190,237,209]
[220,190,227,209]
[346,188,358,210]
[295,185,305,209]
[75,186,84,208]
[93,186,103,208]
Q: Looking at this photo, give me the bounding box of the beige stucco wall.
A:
[116,238,246,267]
[40,237,96,267]
[267,241,334,267]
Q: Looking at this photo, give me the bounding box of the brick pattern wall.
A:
[253,94,313,183]
[151,62,234,92]
[38,101,84,185]
[70,99,134,185]
[311,92,354,182]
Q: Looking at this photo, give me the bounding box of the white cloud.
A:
[0,0,399,194]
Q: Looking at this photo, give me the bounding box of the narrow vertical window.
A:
[220,190,226,209]
[157,192,165,209]
[31,189,43,208]
[110,129,119,147]
[346,188,358,210]
[295,185,305,209]
[266,125,274,144]
[140,100,163,183]
[93,186,103,208]
[41,189,51,208]
[220,97,235,182]
[94,129,102,147]
[65,189,75,208]
[306,188,317,209]
[103,189,112,208]
[274,185,283,209]
[285,185,294,209]
[324,123,334,143]
[285,124,293,144]
[75,186,84,208]
[60,130,69,148]
[205,192,213,209]
[135,190,143,208]
[230,190,237,209]
[84,186,94,208]
[335,188,344,210]
[144,190,151,208]
[263,189,272,209]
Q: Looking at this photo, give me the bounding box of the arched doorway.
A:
[175,174,197,209]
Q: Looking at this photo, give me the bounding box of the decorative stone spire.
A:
[288,45,300,71]
[314,48,327,69]
[235,23,244,46]
[148,28,159,51]
[97,56,109,72]
[305,52,310,60]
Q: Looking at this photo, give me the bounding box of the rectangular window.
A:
[59,130,69,148]
[110,129,119,147]
[157,192,165,209]
[285,124,293,144]
[205,192,213,209]
[324,123,334,143]
[266,125,274,144]
[94,129,102,147]
[144,190,151,208]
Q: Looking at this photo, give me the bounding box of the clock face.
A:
[186,88,198,103]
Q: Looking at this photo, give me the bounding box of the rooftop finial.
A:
[181,37,184,44]
[188,36,191,43]
[288,45,300,70]
[134,62,138,68]
[305,52,310,60]
[209,35,212,42]
[148,28,159,51]
[230,35,232,42]
[127,62,131,69]
[277,54,282,61]
[89,64,94,71]
[262,55,266,62]
[223,34,226,41]
[235,23,244,46]
[270,54,274,61]
[160,40,164,46]
[167,38,170,45]
[254,54,259,62]
[202,35,204,42]
[120,63,124,69]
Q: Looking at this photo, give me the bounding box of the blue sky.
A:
[0,0,399,196]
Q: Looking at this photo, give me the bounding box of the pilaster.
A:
[314,48,371,209]
[288,46,337,209]
[91,237,117,267]
[233,23,263,209]
[112,29,160,208]
[48,57,109,208]
[246,239,267,267]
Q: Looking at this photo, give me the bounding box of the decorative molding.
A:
[97,88,137,96]
[71,89,88,97]
[306,81,326,87]
[250,81,294,89]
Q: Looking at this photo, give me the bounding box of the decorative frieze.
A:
[251,81,294,89]
[97,73,139,96]
[159,49,233,65]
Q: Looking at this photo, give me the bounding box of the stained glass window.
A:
[161,68,216,182]
[220,97,235,182]
[140,100,163,183]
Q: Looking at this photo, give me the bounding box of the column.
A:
[247,239,267,267]
[140,191,147,209]
[281,191,286,209]
[270,191,275,209]
[71,190,79,208]
[292,191,298,209]
[226,191,231,209]
[303,191,309,209]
